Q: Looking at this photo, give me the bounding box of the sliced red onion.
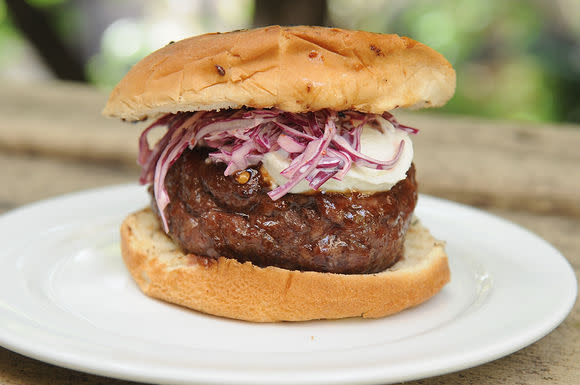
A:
[382,112,419,135]
[138,113,187,184]
[224,140,256,175]
[153,126,196,231]
[326,148,352,180]
[277,134,306,153]
[268,117,336,200]
[316,157,342,169]
[331,135,405,170]
[273,121,316,140]
[306,170,337,190]
[195,117,265,141]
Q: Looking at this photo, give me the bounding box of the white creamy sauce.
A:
[262,118,413,193]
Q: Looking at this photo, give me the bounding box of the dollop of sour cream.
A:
[262,118,413,193]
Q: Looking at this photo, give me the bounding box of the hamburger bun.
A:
[108,26,454,322]
[121,208,450,322]
[103,25,456,121]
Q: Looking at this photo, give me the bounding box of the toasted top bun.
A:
[121,208,450,322]
[103,26,456,121]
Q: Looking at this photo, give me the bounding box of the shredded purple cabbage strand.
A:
[138,108,418,232]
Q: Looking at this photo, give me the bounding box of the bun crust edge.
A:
[121,208,450,322]
[104,26,456,121]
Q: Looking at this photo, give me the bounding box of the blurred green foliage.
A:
[1,0,579,124]
[0,0,23,68]
[86,18,150,89]
[396,1,559,122]
[330,0,580,123]
[86,0,254,91]
[24,0,67,6]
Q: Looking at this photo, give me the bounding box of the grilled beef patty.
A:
[153,147,417,274]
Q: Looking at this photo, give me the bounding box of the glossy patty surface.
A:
[154,148,418,274]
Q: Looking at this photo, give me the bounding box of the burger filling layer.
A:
[138,108,420,274]
[261,119,413,193]
[154,147,417,274]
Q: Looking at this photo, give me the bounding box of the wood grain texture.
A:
[0,152,137,210]
[1,81,578,216]
[401,111,580,217]
[0,81,577,384]
[0,348,139,385]
[0,81,142,165]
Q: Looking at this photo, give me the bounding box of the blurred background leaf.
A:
[1,0,579,123]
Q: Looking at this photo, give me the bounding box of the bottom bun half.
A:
[121,208,450,322]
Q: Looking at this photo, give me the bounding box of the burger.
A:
[103,26,454,322]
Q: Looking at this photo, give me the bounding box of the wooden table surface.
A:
[0,80,578,385]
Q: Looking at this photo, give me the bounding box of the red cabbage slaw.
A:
[138,109,418,232]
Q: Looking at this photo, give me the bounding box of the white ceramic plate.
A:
[0,185,576,385]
